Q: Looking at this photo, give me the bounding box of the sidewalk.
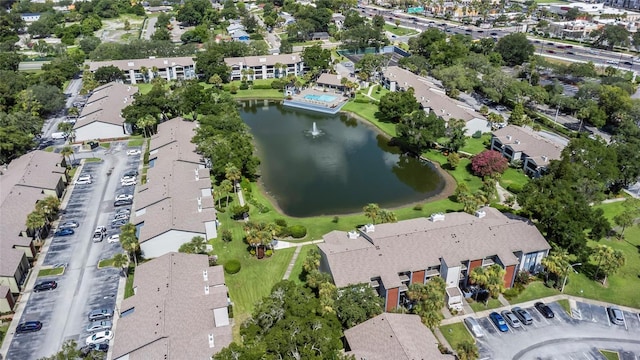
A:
[279,239,325,280]
[0,161,86,358]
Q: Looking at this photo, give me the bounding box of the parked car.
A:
[535,302,555,318]
[80,343,109,356]
[115,208,131,216]
[75,175,92,185]
[34,281,57,292]
[121,178,136,187]
[120,174,136,182]
[115,194,133,201]
[88,309,113,321]
[86,330,114,345]
[489,312,509,332]
[111,219,128,228]
[463,317,484,338]
[501,310,521,328]
[107,234,120,243]
[607,307,625,325]
[123,170,138,177]
[512,307,533,325]
[59,221,79,229]
[95,226,106,234]
[86,320,112,333]
[54,228,75,237]
[114,199,133,207]
[113,213,129,221]
[127,149,141,156]
[15,321,43,334]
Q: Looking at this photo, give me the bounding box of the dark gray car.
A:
[512,307,533,325]
[88,309,113,322]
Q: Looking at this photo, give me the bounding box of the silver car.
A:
[86,320,112,333]
[608,307,625,325]
[501,310,521,328]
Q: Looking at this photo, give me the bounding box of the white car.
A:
[120,175,136,182]
[127,149,141,156]
[115,194,133,201]
[107,234,120,243]
[86,330,114,345]
[121,179,136,187]
[75,175,92,185]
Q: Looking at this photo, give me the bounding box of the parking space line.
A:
[622,311,628,331]
[604,307,611,327]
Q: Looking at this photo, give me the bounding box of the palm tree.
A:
[220,179,233,207]
[136,115,157,138]
[485,264,506,298]
[112,253,129,277]
[274,62,284,78]
[363,203,381,224]
[593,244,625,285]
[378,209,398,224]
[225,163,241,194]
[61,146,74,168]
[26,210,47,242]
[36,196,60,222]
[119,223,140,267]
[139,66,148,83]
[456,341,480,360]
[541,248,569,285]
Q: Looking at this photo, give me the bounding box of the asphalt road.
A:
[6,144,141,359]
[143,16,157,40]
[40,78,83,140]
[472,301,640,359]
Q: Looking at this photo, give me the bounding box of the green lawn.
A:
[600,350,620,360]
[383,24,419,36]
[499,168,529,190]
[38,267,64,277]
[85,157,102,163]
[358,86,390,102]
[440,322,474,350]
[231,89,284,99]
[460,134,490,155]
[124,266,135,299]
[509,281,559,304]
[0,324,8,349]
[98,258,115,268]
[127,138,145,147]
[136,83,153,95]
[560,201,640,308]
[100,142,111,149]
[469,298,503,312]
[342,101,397,137]
[288,245,317,285]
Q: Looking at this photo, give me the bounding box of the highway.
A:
[358,5,634,71]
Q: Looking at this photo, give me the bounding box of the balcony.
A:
[482,258,495,267]
[398,274,410,282]
[426,269,440,277]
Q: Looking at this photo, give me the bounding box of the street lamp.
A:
[561,263,581,293]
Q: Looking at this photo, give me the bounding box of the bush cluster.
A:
[287,225,307,238]
[224,259,241,274]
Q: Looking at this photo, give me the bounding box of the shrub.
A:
[472,130,482,138]
[229,84,238,94]
[239,83,249,90]
[413,204,423,211]
[241,178,252,193]
[252,84,273,89]
[271,80,283,89]
[332,216,339,223]
[545,279,556,289]
[230,204,250,219]
[250,249,256,256]
[507,184,523,194]
[502,287,521,301]
[515,270,531,285]
[221,229,233,242]
[275,218,288,227]
[287,225,307,238]
[224,259,241,274]
[265,249,273,257]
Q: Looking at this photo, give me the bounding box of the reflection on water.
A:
[238,100,446,217]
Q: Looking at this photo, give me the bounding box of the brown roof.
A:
[382,66,484,123]
[345,313,448,360]
[112,253,232,360]
[0,150,65,202]
[224,53,303,68]
[73,82,138,129]
[317,73,345,87]
[88,57,195,72]
[133,118,215,243]
[493,125,564,163]
[319,207,550,288]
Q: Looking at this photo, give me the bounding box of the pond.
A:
[239,100,447,217]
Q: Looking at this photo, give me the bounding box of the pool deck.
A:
[283,88,349,115]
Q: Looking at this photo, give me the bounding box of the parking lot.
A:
[471,301,640,360]
[7,143,141,359]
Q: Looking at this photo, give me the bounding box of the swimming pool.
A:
[304,94,337,103]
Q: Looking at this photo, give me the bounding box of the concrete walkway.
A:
[237,188,245,206]
[279,239,325,280]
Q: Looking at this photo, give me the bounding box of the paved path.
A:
[279,239,324,280]
[237,188,245,206]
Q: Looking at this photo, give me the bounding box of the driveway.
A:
[471,301,640,359]
[5,142,141,359]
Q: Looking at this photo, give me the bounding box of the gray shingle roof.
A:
[224,53,303,68]
[73,82,138,129]
[382,66,484,123]
[319,207,550,288]
[112,253,232,360]
[88,57,195,72]
[493,125,564,162]
[345,313,448,360]
[0,150,65,202]
[317,73,345,87]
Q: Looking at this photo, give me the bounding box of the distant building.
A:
[226,23,245,34]
[0,151,66,296]
[311,32,330,40]
[88,56,196,84]
[319,207,550,312]
[381,66,490,136]
[132,117,217,258]
[491,125,565,177]
[224,53,305,81]
[20,13,40,22]
[73,82,137,142]
[345,313,449,360]
[316,73,347,92]
[231,29,250,42]
[112,252,232,360]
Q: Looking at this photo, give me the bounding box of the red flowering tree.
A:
[471,150,509,177]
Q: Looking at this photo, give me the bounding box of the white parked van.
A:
[51,132,67,140]
[464,317,485,338]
